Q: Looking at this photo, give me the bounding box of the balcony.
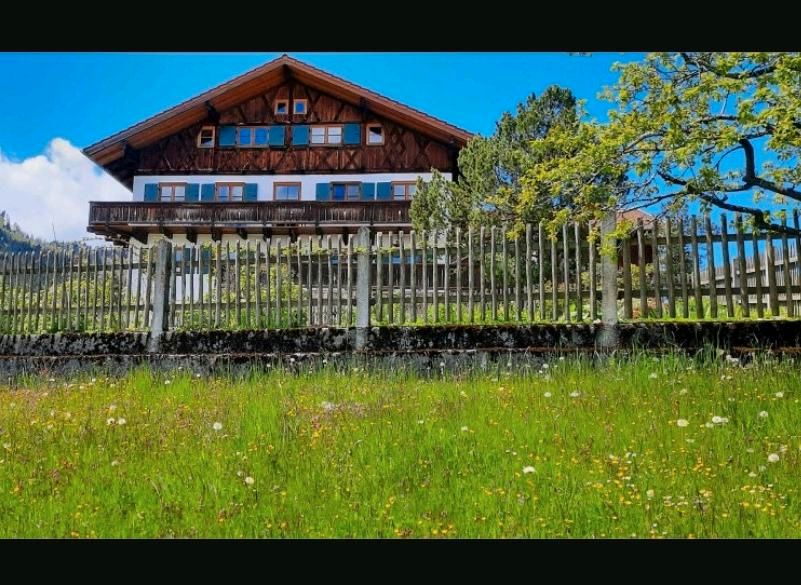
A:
[88,200,413,243]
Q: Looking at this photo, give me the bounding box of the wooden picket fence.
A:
[2,211,801,336]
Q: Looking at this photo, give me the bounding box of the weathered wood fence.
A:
[3,212,801,339]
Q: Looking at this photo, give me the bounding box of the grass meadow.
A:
[1,352,800,538]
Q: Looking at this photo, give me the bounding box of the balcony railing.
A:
[89,200,412,229]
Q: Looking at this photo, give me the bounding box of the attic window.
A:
[197,126,215,148]
[275,100,289,115]
[366,124,384,145]
[293,99,308,115]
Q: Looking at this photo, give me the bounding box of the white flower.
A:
[244,476,255,486]
[164,380,171,385]
[439,362,446,368]
[111,460,119,467]
[212,422,223,432]
[460,426,469,432]
[543,391,552,398]
[106,417,116,426]
[711,416,729,425]
[775,392,784,398]
[2,442,10,450]
[759,411,769,419]
[522,466,536,475]
[705,422,714,428]
[116,418,127,426]
[679,388,689,395]
[768,453,780,463]
[646,489,655,499]
[569,391,580,398]
[558,356,565,361]
[748,471,758,478]
[195,373,201,379]
[541,363,549,370]
[676,419,689,428]
[417,420,425,424]
[649,372,658,379]
[725,354,740,365]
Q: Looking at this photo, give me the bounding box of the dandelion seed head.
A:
[759,410,769,418]
[116,418,127,426]
[460,426,469,432]
[646,489,655,499]
[543,392,552,398]
[522,466,536,475]
[244,476,255,486]
[775,392,784,398]
[676,419,689,428]
[212,422,223,432]
[649,373,658,379]
[768,453,780,463]
[106,417,116,426]
[569,391,580,398]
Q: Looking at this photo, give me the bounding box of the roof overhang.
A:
[83,55,474,170]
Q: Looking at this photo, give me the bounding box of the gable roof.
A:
[83,54,474,168]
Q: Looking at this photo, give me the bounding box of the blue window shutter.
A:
[362,182,376,200]
[200,184,214,201]
[144,183,159,201]
[219,125,236,147]
[343,123,361,145]
[268,126,286,147]
[186,183,199,202]
[376,182,392,200]
[244,183,258,201]
[292,125,309,146]
[315,183,329,201]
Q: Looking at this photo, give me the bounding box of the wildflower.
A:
[212,422,223,432]
[543,392,552,398]
[106,417,116,426]
[2,443,10,450]
[748,472,758,478]
[164,380,171,386]
[244,476,255,486]
[711,416,729,425]
[725,354,740,365]
[417,420,425,424]
[558,356,565,361]
[775,392,784,398]
[768,453,780,464]
[460,426,469,432]
[541,363,549,370]
[649,372,658,379]
[646,489,655,499]
[759,411,769,419]
[705,422,714,428]
[108,404,117,412]
[439,362,445,368]
[676,419,689,428]
[569,391,580,398]
[116,418,127,426]
[195,373,201,379]
[522,466,536,475]
[111,460,119,467]
[48,378,55,383]
[679,388,689,395]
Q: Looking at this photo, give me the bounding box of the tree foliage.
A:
[411,86,585,235]
[523,52,801,235]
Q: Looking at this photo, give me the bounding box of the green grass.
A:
[1,353,800,538]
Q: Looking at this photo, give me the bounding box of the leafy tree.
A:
[411,86,584,235]
[524,52,801,235]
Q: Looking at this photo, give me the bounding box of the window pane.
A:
[367,126,383,144]
[294,101,306,114]
[288,185,300,198]
[174,185,186,201]
[199,129,214,146]
[332,184,346,201]
[393,184,405,197]
[160,186,171,201]
[218,186,229,201]
[408,184,417,196]
[346,184,360,198]
[310,127,325,144]
[231,185,243,200]
[254,128,268,145]
[238,127,252,145]
[276,101,288,114]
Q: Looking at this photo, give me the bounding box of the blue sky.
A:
[0,52,642,159]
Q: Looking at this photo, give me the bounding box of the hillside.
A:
[0,211,82,253]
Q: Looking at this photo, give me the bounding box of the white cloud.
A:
[0,138,129,243]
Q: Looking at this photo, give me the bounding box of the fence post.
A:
[147,239,173,353]
[598,211,620,350]
[355,226,372,350]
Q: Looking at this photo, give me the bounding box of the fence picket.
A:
[664,218,676,318]
[719,214,734,317]
[677,219,689,319]
[735,214,750,318]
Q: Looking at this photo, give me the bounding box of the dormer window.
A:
[366,123,384,145]
[197,126,215,148]
[293,99,308,115]
[275,100,289,115]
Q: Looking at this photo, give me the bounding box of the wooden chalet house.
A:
[84,55,472,247]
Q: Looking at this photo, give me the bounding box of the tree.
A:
[523,52,801,235]
[411,86,584,235]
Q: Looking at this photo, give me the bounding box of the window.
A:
[275,100,289,115]
[293,99,308,115]
[331,183,361,201]
[392,182,417,200]
[197,126,215,148]
[159,183,187,202]
[310,125,343,145]
[230,126,270,147]
[238,127,252,146]
[215,183,245,202]
[366,124,384,145]
[254,127,269,146]
[274,182,301,201]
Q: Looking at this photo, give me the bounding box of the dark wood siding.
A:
[135,80,454,182]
